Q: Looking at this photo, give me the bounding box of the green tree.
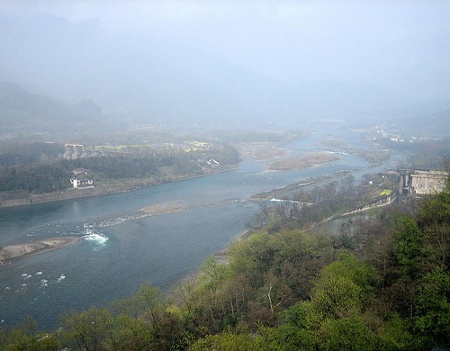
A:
[263,323,315,351]
[1,316,60,351]
[110,314,154,351]
[311,253,377,319]
[320,316,376,351]
[135,285,165,327]
[60,307,115,351]
[415,265,450,347]
[198,256,230,292]
[377,314,415,351]
[393,215,428,277]
[275,254,379,350]
[417,174,450,268]
[189,331,265,351]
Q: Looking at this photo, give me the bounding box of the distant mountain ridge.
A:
[0,13,417,130]
[0,82,107,134]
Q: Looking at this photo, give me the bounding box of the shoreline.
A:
[249,170,350,201]
[0,237,80,265]
[0,166,236,209]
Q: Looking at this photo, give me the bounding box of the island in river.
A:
[0,237,79,264]
[268,152,340,171]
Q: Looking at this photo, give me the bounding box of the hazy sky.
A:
[2,0,450,102]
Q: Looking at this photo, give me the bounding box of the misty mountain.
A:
[0,13,413,130]
[397,108,450,139]
[0,82,107,134]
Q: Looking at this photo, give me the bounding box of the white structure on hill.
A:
[401,170,447,195]
[70,178,94,189]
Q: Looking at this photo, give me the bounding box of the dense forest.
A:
[0,142,240,194]
[0,170,448,350]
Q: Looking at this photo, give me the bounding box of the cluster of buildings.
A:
[372,125,429,144]
[65,141,213,160]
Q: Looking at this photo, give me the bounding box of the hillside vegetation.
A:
[0,171,449,350]
[0,141,239,200]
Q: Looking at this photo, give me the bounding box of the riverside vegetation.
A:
[0,168,449,350]
[0,141,240,205]
[0,129,309,206]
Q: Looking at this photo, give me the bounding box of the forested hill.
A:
[0,82,108,134]
[1,171,449,350]
[0,140,240,205]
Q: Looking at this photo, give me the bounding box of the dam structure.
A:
[401,169,448,196]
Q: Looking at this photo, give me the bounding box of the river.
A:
[0,129,399,328]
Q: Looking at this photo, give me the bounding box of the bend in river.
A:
[0,130,401,328]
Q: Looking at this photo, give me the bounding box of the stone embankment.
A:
[250,171,350,201]
[0,188,106,208]
[0,167,236,209]
[307,193,396,232]
[343,193,396,215]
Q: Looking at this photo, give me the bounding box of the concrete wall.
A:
[401,170,447,195]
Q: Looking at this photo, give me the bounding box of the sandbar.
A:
[139,200,188,215]
[0,237,79,264]
[269,152,339,171]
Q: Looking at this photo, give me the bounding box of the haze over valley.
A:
[1,1,450,134]
[0,2,449,350]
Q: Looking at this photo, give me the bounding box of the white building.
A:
[70,178,94,189]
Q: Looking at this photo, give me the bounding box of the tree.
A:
[188,331,265,351]
[320,316,377,351]
[417,174,450,268]
[247,203,270,229]
[415,265,450,347]
[274,254,379,350]
[135,285,165,327]
[0,316,60,351]
[263,324,315,351]
[198,256,229,292]
[112,314,154,351]
[60,307,115,351]
[311,253,377,318]
[392,215,428,277]
[377,314,414,351]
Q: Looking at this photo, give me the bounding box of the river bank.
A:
[249,170,350,201]
[0,166,236,209]
[0,237,79,265]
[0,187,114,208]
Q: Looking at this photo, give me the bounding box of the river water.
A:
[0,130,399,328]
